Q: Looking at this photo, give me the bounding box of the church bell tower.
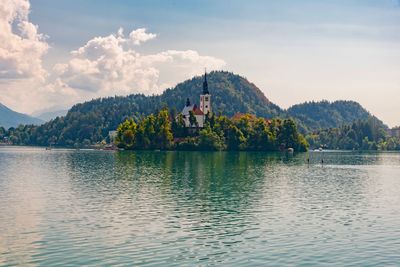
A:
[200,71,211,115]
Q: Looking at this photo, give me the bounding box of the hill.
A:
[286,100,381,132]
[5,71,282,146]
[0,103,43,129]
[160,71,282,118]
[2,72,386,147]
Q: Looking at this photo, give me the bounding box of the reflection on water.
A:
[1,147,400,266]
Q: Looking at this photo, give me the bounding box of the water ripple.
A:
[1,148,400,266]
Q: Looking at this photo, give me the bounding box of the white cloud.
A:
[0,0,48,80]
[53,28,226,98]
[0,12,225,114]
[129,28,157,45]
[0,1,226,115]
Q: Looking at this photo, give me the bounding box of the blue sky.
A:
[1,0,399,126]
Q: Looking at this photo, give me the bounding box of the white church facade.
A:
[180,72,211,128]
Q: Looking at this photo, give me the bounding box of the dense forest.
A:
[287,100,376,132]
[0,71,396,149]
[306,117,400,150]
[116,110,309,152]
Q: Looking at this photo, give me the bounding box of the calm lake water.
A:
[1,147,400,266]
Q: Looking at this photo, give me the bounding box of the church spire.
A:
[202,69,209,95]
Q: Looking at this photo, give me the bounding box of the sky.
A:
[0,0,399,126]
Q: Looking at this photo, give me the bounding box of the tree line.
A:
[2,112,399,151]
[0,72,384,148]
[116,109,309,152]
[306,117,400,150]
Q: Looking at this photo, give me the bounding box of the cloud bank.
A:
[0,0,226,114]
[0,0,48,80]
[54,28,225,97]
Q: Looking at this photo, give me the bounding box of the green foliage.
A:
[306,116,396,151]
[116,119,137,149]
[277,119,308,152]
[4,124,36,145]
[117,110,308,152]
[380,137,400,151]
[175,137,199,150]
[188,110,198,128]
[172,113,187,138]
[198,126,226,151]
[0,126,6,140]
[162,71,282,118]
[225,124,246,150]
[154,109,174,150]
[117,109,173,150]
[287,100,382,133]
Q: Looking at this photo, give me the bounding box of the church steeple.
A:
[199,69,211,115]
[202,70,209,95]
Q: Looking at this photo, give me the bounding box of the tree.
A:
[154,109,173,150]
[114,112,312,152]
[172,113,187,138]
[198,126,226,151]
[248,118,274,150]
[116,119,137,149]
[276,119,308,152]
[226,124,246,150]
[306,116,390,151]
[136,115,156,149]
[189,110,198,128]
[0,126,6,140]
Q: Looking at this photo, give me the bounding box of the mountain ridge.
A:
[0,103,43,129]
[33,109,69,122]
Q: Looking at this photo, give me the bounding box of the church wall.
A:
[196,115,204,128]
[182,115,204,128]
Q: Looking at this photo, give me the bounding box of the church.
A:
[179,71,211,128]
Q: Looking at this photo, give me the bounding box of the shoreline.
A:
[1,145,400,153]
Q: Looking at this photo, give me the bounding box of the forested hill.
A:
[68,71,282,118]
[2,71,387,147]
[286,100,381,132]
[160,71,282,118]
[5,71,282,146]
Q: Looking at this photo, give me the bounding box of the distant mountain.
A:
[34,109,68,122]
[286,100,381,132]
[0,103,43,129]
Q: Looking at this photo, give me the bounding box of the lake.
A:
[1,147,400,266]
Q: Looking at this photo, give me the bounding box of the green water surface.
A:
[1,147,400,266]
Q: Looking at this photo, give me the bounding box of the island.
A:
[115,72,308,152]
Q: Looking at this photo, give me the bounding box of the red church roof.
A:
[192,105,204,115]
